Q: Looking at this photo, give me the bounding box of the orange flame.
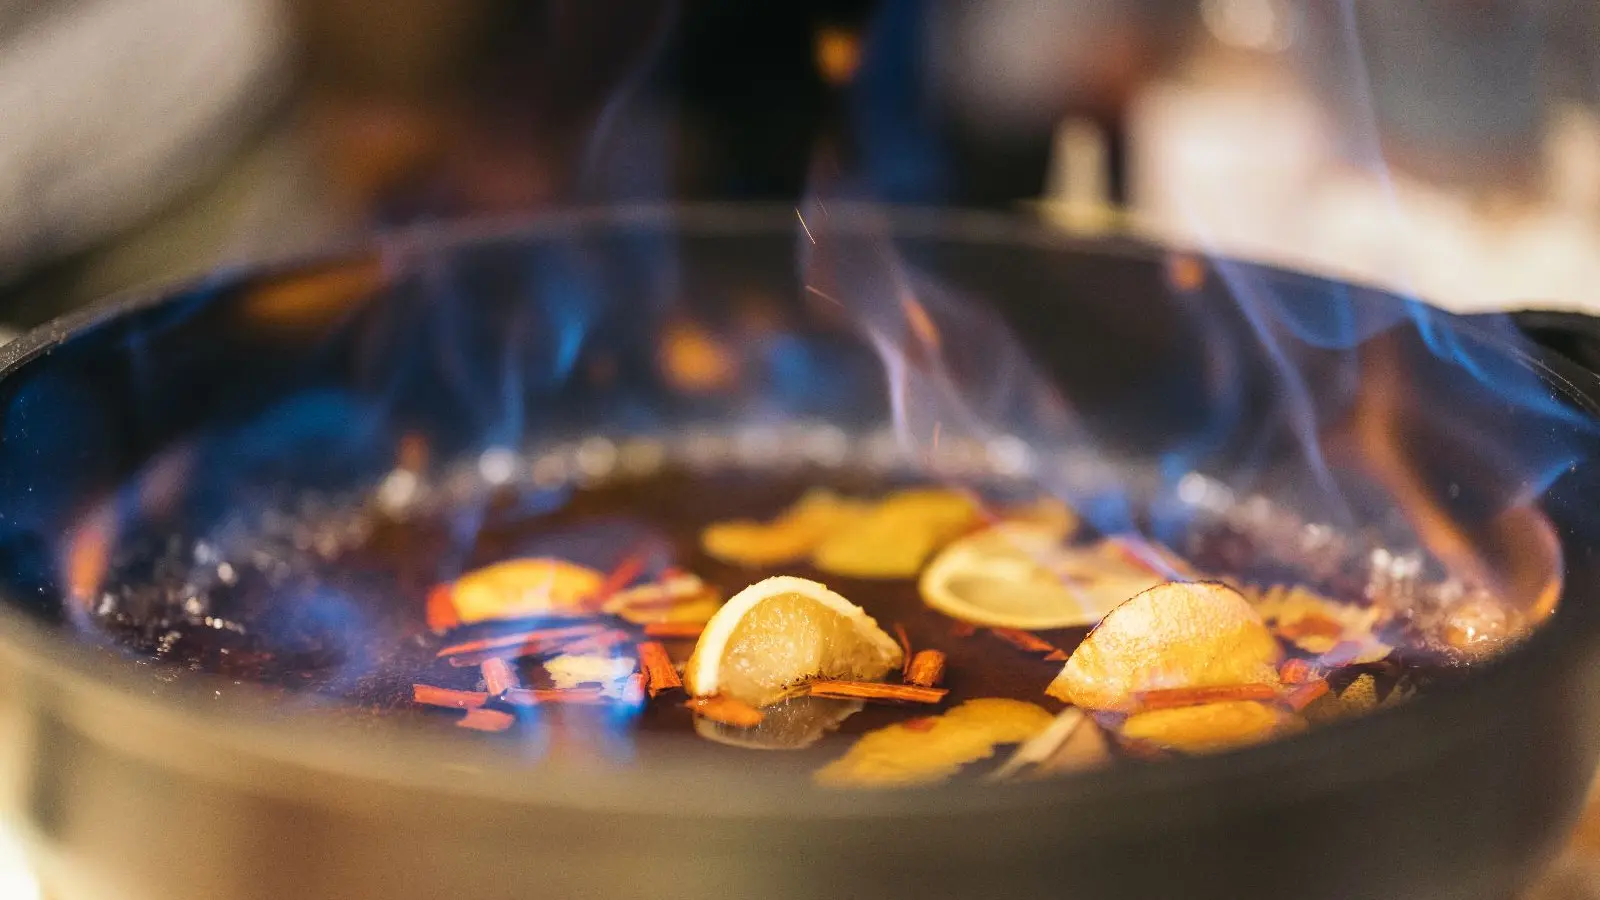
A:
[65,504,117,611]
[1343,339,1561,623]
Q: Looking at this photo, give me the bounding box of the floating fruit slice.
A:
[920,526,1163,629]
[815,698,1054,787]
[1251,584,1391,658]
[1120,700,1303,754]
[601,573,722,625]
[693,696,864,751]
[701,489,870,567]
[1046,581,1281,711]
[684,575,902,707]
[443,558,605,624]
[813,488,980,579]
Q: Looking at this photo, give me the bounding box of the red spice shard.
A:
[1043,649,1069,662]
[989,627,1062,657]
[1278,658,1320,685]
[641,621,705,640]
[589,551,647,609]
[637,641,683,697]
[501,687,610,707]
[1284,680,1330,712]
[425,584,460,632]
[412,684,489,710]
[949,621,977,638]
[437,623,606,660]
[894,622,914,678]
[457,708,515,732]
[687,695,765,728]
[805,681,948,704]
[903,716,938,732]
[1133,683,1281,712]
[480,658,520,696]
[906,650,947,688]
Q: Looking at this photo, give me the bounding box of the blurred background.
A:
[2,0,1598,334]
[2,2,1600,897]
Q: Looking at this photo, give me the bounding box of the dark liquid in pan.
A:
[85,464,1444,774]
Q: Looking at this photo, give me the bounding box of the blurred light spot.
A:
[376,470,419,513]
[0,826,39,900]
[659,321,738,394]
[478,447,517,486]
[575,438,619,481]
[815,26,861,86]
[1165,252,1207,292]
[1201,0,1294,52]
[616,439,667,478]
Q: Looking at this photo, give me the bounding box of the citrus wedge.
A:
[812,488,979,579]
[920,526,1163,630]
[684,575,903,707]
[446,558,604,624]
[1046,581,1281,711]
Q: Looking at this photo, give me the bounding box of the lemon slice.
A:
[920,526,1162,630]
[1046,581,1281,711]
[684,575,903,707]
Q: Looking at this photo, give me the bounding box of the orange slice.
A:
[446,558,604,624]
[815,698,1054,787]
[1120,700,1304,754]
[812,488,979,579]
[920,527,1162,629]
[693,696,863,750]
[1046,581,1281,711]
[701,489,870,567]
[684,575,902,707]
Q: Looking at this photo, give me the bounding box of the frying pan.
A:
[0,206,1596,900]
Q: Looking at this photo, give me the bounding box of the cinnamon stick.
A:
[480,658,521,696]
[686,695,764,728]
[805,681,947,704]
[437,623,605,660]
[456,708,515,732]
[1284,679,1330,712]
[906,650,947,688]
[412,684,489,710]
[589,552,646,608]
[501,687,610,707]
[989,627,1061,657]
[642,621,705,640]
[1134,683,1280,711]
[558,629,632,656]
[1278,658,1320,685]
[637,641,683,696]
